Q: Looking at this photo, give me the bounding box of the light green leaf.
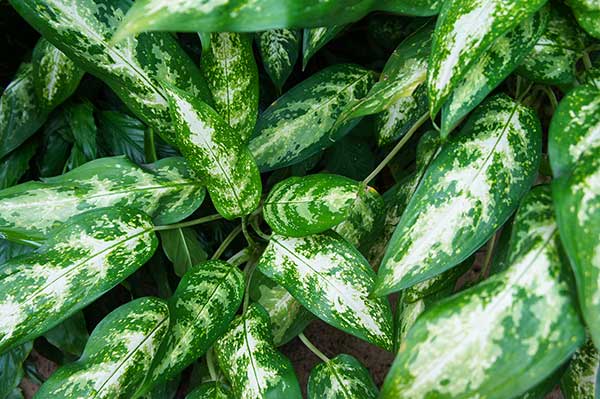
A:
[214,303,302,399]
[375,85,428,147]
[0,206,157,353]
[0,156,204,245]
[566,0,600,39]
[0,140,38,190]
[35,297,169,399]
[427,0,547,117]
[163,83,261,219]
[561,338,599,399]
[375,94,541,295]
[263,173,361,237]
[200,32,259,141]
[256,29,300,91]
[258,231,394,350]
[249,64,376,172]
[307,354,378,399]
[517,4,589,85]
[441,9,548,137]
[31,38,84,110]
[302,25,346,69]
[160,227,207,277]
[186,382,232,399]
[143,260,244,393]
[380,186,585,399]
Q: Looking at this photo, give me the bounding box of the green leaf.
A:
[263,173,361,237]
[43,311,89,357]
[35,297,169,399]
[374,94,541,295]
[0,206,157,353]
[324,135,376,181]
[561,338,599,398]
[567,0,600,39]
[64,100,98,162]
[250,64,375,171]
[256,29,300,91]
[375,85,428,147]
[0,156,205,245]
[258,231,394,350]
[31,38,83,110]
[0,240,33,264]
[427,0,547,117]
[143,260,244,393]
[441,9,548,136]
[0,342,32,399]
[0,140,37,189]
[160,227,207,277]
[379,186,585,399]
[186,382,232,399]
[200,32,259,141]
[0,62,48,159]
[375,0,440,15]
[214,303,302,399]
[517,4,589,85]
[162,83,261,219]
[9,0,212,144]
[302,25,346,69]
[307,354,378,399]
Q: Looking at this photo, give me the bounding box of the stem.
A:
[250,216,271,241]
[227,248,251,266]
[153,213,222,231]
[206,348,218,381]
[480,233,497,280]
[362,112,429,185]
[241,216,256,249]
[541,86,559,111]
[211,225,243,260]
[298,332,330,363]
[144,128,158,163]
[582,52,593,71]
[242,259,258,313]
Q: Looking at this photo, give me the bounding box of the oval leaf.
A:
[256,29,300,91]
[159,227,208,277]
[307,354,378,399]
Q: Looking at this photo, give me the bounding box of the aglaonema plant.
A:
[0,0,599,398]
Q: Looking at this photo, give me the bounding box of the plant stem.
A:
[242,258,258,313]
[153,213,223,231]
[144,128,158,163]
[541,86,559,111]
[206,347,218,381]
[298,332,330,363]
[241,216,257,249]
[227,248,251,266]
[211,225,243,260]
[480,233,498,280]
[250,215,271,241]
[582,52,593,71]
[362,112,429,185]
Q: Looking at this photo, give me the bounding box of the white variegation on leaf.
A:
[256,29,300,91]
[307,354,378,399]
[561,338,599,398]
[302,26,346,69]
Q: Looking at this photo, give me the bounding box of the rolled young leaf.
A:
[302,25,346,69]
[427,0,547,117]
[258,231,394,350]
[256,29,301,91]
[374,94,541,295]
[0,206,157,353]
[142,260,244,394]
[263,174,361,237]
[380,186,585,399]
[35,297,169,399]
[0,156,205,245]
[214,303,302,399]
[249,64,376,172]
[307,354,378,399]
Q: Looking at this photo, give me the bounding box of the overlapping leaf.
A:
[256,29,300,91]
[186,382,232,399]
[561,338,599,398]
[159,227,207,277]
[375,85,428,147]
[566,0,600,38]
[302,26,346,69]
[0,140,38,190]
[307,354,378,399]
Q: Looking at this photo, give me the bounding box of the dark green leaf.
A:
[302,26,346,69]
[186,382,232,399]
[0,140,37,189]
[307,354,378,399]
[561,338,599,399]
[160,227,208,277]
[43,311,89,357]
[0,342,32,399]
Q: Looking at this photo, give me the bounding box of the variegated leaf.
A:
[302,26,346,69]
[214,303,302,399]
[0,63,48,159]
[375,85,428,147]
[31,38,83,111]
[561,338,599,398]
[263,174,360,237]
[35,297,169,399]
[0,156,204,245]
[249,64,376,172]
[258,231,394,350]
[566,0,600,38]
[380,186,585,399]
[256,29,300,91]
[9,0,212,145]
[427,0,547,117]
[517,4,589,85]
[307,354,378,399]
[163,83,261,219]
[0,206,157,353]
[186,382,232,399]
[142,260,244,394]
[375,0,440,15]
[374,94,541,295]
[200,32,259,141]
[441,9,547,137]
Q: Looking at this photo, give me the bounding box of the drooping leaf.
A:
[374,94,541,295]
[0,206,157,353]
[0,156,204,245]
[214,303,302,399]
[185,382,232,399]
[561,338,599,398]
[441,9,548,136]
[258,231,394,350]
[200,32,259,141]
[307,354,378,399]
[263,173,361,237]
[375,85,428,147]
[0,140,37,189]
[162,83,261,219]
[43,311,89,357]
[302,25,346,69]
[427,0,547,117]
[160,227,208,277]
[35,297,169,399]
[256,29,300,91]
[142,260,244,393]
[249,64,376,172]
[517,4,589,85]
[31,38,83,110]
[380,186,585,399]
[566,0,600,39]
[0,342,32,399]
